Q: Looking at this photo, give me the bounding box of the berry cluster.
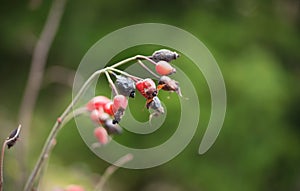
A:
[86,49,182,146]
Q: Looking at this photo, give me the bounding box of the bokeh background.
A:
[0,0,300,190]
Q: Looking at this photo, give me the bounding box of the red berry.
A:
[104,101,114,116]
[113,95,128,111]
[86,96,111,111]
[155,61,176,76]
[65,185,85,191]
[136,78,157,99]
[94,127,109,144]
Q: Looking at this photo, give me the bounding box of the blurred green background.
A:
[0,0,300,190]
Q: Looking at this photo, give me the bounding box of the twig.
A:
[94,154,133,191]
[24,68,104,191]
[105,71,119,96]
[0,141,6,191]
[137,60,160,79]
[24,53,151,190]
[107,67,142,81]
[17,0,67,184]
[136,55,157,65]
[0,125,22,191]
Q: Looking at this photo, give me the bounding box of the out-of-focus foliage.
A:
[0,0,299,190]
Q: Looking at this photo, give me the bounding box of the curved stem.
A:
[24,69,104,191]
[137,60,160,79]
[94,154,133,191]
[105,71,119,96]
[136,55,157,65]
[24,54,144,191]
[107,67,142,81]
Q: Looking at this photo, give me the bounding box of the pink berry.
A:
[86,96,111,111]
[113,95,128,111]
[155,61,176,76]
[94,127,109,144]
[65,185,85,191]
[104,101,114,116]
[90,109,109,124]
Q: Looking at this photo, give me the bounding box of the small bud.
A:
[155,61,176,76]
[151,49,179,62]
[115,75,136,98]
[6,125,21,149]
[136,78,157,99]
[94,127,109,145]
[86,96,111,111]
[158,76,182,96]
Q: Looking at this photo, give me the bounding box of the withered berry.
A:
[151,49,179,62]
[158,76,182,96]
[115,75,136,98]
[104,118,123,134]
[147,96,164,114]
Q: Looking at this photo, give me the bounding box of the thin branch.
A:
[0,141,6,191]
[105,71,119,96]
[136,55,157,65]
[24,54,148,191]
[24,69,104,191]
[107,67,142,81]
[137,60,160,79]
[0,125,22,191]
[94,154,133,191]
[17,0,67,183]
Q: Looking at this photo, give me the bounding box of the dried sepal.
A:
[151,49,179,62]
[158,76,182,96]
[115,75,136,98]
[147,97,164,114]
[6,125,21,149]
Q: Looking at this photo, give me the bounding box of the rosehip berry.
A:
[158,75,182,96]
[113,95,128,111]
[65,185,85,191]
[104,101,114,116]
[155,61,176,76]
[115,75,136,98]
[94,127,109,144]
[136,78,157,99]
[90,109,110,124]
[151,49,179,62]
[86,96,111,111]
